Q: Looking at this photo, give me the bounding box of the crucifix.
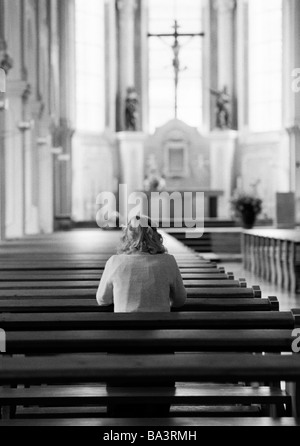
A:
[148,20,205,118]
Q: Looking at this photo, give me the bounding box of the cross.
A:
[148,20,205,118]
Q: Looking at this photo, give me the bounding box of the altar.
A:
[115,119,229,224]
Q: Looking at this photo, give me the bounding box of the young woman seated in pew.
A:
[96,215,187,417]
[96,215,187,312]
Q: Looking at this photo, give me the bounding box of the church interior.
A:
[1,0,300,429]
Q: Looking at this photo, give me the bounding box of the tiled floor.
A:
[219,260,300,312]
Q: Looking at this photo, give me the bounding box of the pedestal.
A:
[117,131,145,192]
[275,192,296,229]
[210,129,237,219]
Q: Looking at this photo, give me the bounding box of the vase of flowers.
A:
[230,193,262,229]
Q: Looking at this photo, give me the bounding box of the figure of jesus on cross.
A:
[148,20,205,119]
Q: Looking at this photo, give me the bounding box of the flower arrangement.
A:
[231,194,262,216]
[230,193,262,228]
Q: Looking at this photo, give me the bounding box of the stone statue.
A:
[0,52,13,74]
[125,87,139,131]
[210,86,230,129]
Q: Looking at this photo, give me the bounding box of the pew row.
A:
[0,311,298,331]
[0,297,278,313]
[0,261,220,270]
[2,328,299,354]
[0,279,245,291]
[0,269,234,283]
[1,417,299,427]
[0,384,293,421]
[0,286,261,299]
[0,353,299,419]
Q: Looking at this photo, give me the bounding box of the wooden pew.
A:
[0,353,299,422]
[0,279,245,291]
[0,297,278,313]
[2,328,298,354]
[0,286,261,299]
[0,271,233,281]
[1,417,299,427]
[0,267,228,280]
[2,353,297,387]
[0,310,297,331]
[0,261,220,271]
[0,384,293,423]
[0,254,214,263]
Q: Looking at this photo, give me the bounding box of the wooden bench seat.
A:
[0,286,261,299]
[0,268,228,280]
[0,267,225,280]
[0,383,292,417]
[0,250,217,260]
[0,279,244,291]
[0,383,290,406]
[1,417,299,427]
[0,256,213,270]
[0,272,235,282]
[2,328,297,354]
[1,352,299,385]
[0,261,219,270]
[0,297,277,313]
[0,311,297,331]
[0,353,299,420]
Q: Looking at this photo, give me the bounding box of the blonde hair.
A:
[118,215,166,255]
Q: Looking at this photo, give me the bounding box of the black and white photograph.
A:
[0,0,300,435]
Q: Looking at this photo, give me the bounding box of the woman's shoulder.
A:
[161,253,175,259]
[107,253,133,263]
[104,254,129,271]
[105,254,119,265]
[154,253,176,264]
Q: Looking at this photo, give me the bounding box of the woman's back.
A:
[96,252,186,312]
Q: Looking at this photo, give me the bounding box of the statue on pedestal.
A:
[125,87,139,131]
[210,85,231,129]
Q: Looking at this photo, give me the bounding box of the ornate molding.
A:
[213,0,236,14]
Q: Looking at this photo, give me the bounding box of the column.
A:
[0,0,5,239]
[209,0,237,219]
[213,0,237,129]
[105,0,117,133]
[3,0,25,239]
[283,0,300,222]
[116,0,137,131]
[55,0,76,229]
[135,0,148,133]
[235,0,249,132]
[202,0,216,133]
